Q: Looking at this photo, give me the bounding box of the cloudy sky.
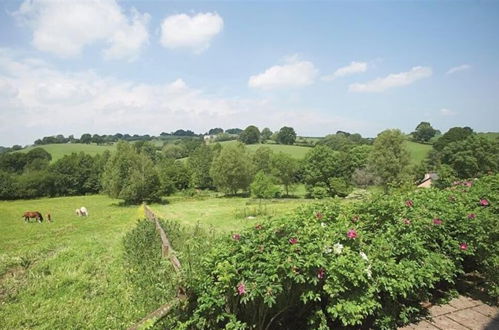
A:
[1,0,498,146]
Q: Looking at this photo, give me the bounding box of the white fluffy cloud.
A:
[0,50,375,146]
[322,61,367,81]
[446,64,471,75]
[349,66,432,93]
[14,0,150,61]
[248,56,318,90]
[160,12,223,53]
[440,108,456,116]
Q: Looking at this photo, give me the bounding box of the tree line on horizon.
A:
[0,123,497,202]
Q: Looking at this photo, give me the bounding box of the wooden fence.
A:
[128,205,186,330]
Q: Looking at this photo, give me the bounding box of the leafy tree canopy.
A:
[433,126,473,151]
[239,125,261,144]
[276,126,297,145]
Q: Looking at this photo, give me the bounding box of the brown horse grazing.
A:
[23,211,44,223]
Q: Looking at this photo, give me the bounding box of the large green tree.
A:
[239,125,261,144]
[411,122,439,143]
[271,152,299,196]
[102,141,161,204]
[433,126,473,151]
[250,171,279,199]
[210,143,253,194]
[260,128,273,142]
[188,144,214,189]
[302,145,343,197]
[368,129,410,191]
[276,126,297,145]
[252,146,274,174]
[440,135,499,178]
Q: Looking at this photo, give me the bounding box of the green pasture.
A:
[149,194,315,232]
[478,132,499,141]
[0,195,145,329]
[18,143,116,162]
[404,141,432,165]
[218,140,312,159]
[0,193,315,328]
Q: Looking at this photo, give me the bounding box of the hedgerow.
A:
[167,174,498,329]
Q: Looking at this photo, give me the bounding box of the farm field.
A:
[0,195,144,329]
[218,140,313,159]
[149,193,316,232]
[17,143,116,162]
[405,140,432,165]
[0,193,315,328]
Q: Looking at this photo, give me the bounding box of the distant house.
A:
[417,172,439,188]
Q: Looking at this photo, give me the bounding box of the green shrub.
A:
[168,174,498,329]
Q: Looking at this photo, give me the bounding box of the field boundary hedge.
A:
[128,205,186,330]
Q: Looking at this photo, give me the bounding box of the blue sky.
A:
[0,0,498,146]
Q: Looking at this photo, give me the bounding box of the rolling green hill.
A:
[18,143,116,162]
[218,140,312,159]
[405,141,432,165]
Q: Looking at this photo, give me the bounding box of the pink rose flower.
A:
[237,282,246,295]
[479,199,490,206]
[459,243,468,250]
[232,233,241,241]
[405,200,414,207]
[433,218,443,225]
[289,237,298,244]
[347,229,358,239]
[317,268,325,279]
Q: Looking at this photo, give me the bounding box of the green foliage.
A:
[250,171,279,199]
[260,128,273,142]
[433,126,473,151]
[172,174,499,329]
[188,144,214,189]
[239,125,261,144]
[210,143,254,195]
[252,146,273,175]
[303,145,343,197]
[123,219,179,310]
[328,177,353,197]
[157,158,192,195]
[276,126,297,145]
[411,122,439,143]
[271,152,299,196]
[440,134,499,178]
[102,141,161,204]
[369,129,410,191]
[50,152,102,195]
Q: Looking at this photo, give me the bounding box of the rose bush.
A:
[161,175,498,329]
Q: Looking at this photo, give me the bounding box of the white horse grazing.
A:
[76,207,88,216]
[80,207,88,216]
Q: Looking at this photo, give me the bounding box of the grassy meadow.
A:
[149,193,315,232]
[18,143,116,162]
[405,140,432,165]
[0,195,145,329]
[218,140,313,159]
[0,193,315,328]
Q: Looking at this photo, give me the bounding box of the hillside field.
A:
[405,140,432,165]
[15,138,434,165]
[18,143,116,162]
[218,140,313,159]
